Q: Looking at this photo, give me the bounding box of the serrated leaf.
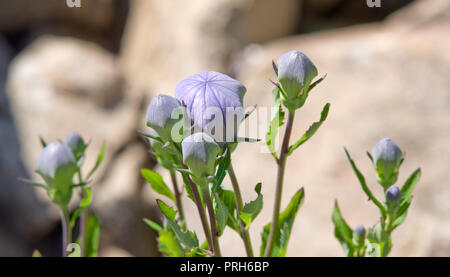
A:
[401,168,421,201]
[86,141,106,179]
[84,213,101,257]
[142,169,175,201]
[241,183,263,228]
[288,103,330,155]
[158,229,184,257]
[157,199,177,221]
[165,218,199,250]
[331,201,354,257]
[214,194,229,235]
[344,148,387,215]
[266,88,285,160]
[260,188,305,257]
[216,186,239,232]
[144,218,162,232]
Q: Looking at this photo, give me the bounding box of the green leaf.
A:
[288,103,330,155]
[143,218,162,232]
[214,194,229,235]
[344,148,387,215]
[331,201,354,257]
[157,199,177,221]
[216,186,239,232]
[391,198,412,230]
[367,222,391,257]
[39,136,47,148]
[165,219,199,250]
[241,183,263,229]
[401,168,421,201]
[266,88,285,160]
[158,199,198,250]
[84,213,101,257]
[306,74,326,94]
[32,250,43,257]
[260,188,305,257]
[158,229,184,257]
[80,187,93,208]
[142,169,175,201]
[212,147,231,191]
[185,247,208,257]
[86,141,106,180]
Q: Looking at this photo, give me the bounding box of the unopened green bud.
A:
[35,141,77,206]
[181,133,220,185]
[372,138,403,189]
[277,50,317,111]
[146,94,185,141]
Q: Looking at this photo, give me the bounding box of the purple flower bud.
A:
[372,138,403,188]
[35,141,77,206]
[354,224,366,238]
[181,132,220,182]
[65,131,86,158]
[277,50,318,100]
[146,94,185,141]
[386,185,401,203]
[175,71,246,142]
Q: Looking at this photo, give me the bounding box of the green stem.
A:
[202,186,222,257]
[228,162,254,257]
[78,171,86,257]
[264,111,295,257]
[170,169,186,228]
[184,169,214,253]
[172,141,213,252]
[60,207,72,257]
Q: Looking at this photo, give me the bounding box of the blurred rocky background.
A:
[1,0,449,256]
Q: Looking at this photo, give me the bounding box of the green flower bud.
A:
[65,131,87,160]
[277,50,318,111]
[372,138,403,189]
[35,141,77,206]
[146,94,185,141]
[181,133,220,185]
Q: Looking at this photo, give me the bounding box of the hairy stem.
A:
[202,186,222,257]
[264,111,295,257]
[228,162,254,257]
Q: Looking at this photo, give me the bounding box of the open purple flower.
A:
[175,71,246,142]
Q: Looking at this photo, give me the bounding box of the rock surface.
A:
[119,0,302,95]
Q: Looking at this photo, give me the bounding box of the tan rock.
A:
[213,2,450,256]
[119,0,302,96]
